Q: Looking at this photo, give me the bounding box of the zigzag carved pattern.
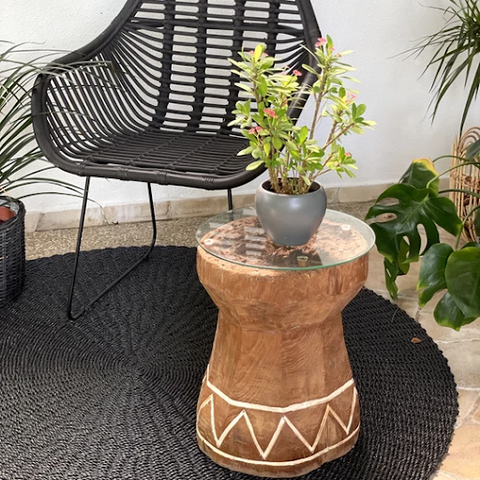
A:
[197,372,359,463]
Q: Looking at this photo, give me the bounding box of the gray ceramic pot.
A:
[255,180,327,246]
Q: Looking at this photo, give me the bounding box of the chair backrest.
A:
[97,0,320,134]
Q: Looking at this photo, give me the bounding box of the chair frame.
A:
[32,0,321,319]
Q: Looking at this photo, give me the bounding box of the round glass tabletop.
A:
[196,207,375,271]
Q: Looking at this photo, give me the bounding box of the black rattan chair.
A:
[32,0,321,319]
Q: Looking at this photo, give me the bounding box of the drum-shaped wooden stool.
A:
[195,208,375,478]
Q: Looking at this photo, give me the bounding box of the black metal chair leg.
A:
[227,188,233,211]
[67,178,157,320]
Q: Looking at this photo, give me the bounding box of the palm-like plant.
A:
[411,0,480,134]
[1,41,83,201]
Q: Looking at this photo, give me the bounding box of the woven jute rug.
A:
[0,246,457,479]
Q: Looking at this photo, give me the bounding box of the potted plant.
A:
[366,155,480,330]
[229,38,375,246]
[0,41,84,306]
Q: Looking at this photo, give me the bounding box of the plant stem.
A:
[309,93,323,140]
[439,188,480,200]
[309,65,330,140]
[426,160,480,190]
[432,154,471,163]
[322,123,354,151]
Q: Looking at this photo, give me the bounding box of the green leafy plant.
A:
[367,156,480,330]
[410,0,480,133]
[1,41,84,201]
[229,37,375,195]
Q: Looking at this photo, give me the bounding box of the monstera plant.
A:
[367,157,480,330]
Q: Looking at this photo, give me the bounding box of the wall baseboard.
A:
[24,179,449,233]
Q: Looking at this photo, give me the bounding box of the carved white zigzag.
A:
[197,385,358,461]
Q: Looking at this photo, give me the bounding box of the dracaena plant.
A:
[1,41,86,201]
[366,156,480,330]
[229,37,375,195]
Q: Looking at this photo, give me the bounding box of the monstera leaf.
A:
[445,245,480,319]
[366,158,462,299]
[417,243,480,330]
[417,243,452,308]
[399,157,439,193]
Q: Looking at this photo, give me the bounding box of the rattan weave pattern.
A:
[0,246,457,479]
[0,197,25,307]
[32,0,321,189]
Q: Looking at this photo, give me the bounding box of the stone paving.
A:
[25,203,480,480]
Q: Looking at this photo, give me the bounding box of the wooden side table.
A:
[195,208,375,478]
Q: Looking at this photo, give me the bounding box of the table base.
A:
[196,248,367,478]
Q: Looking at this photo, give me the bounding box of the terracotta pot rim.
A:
[260,179,322,197]
[0,206,16,222]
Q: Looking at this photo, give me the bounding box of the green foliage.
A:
[366,158,462,301]
[417,243,453,308]
[466,138,480,160]
[368,156,480,330]
[1,41,83,200]
[410,0,480,132]
[229,38,375,194]
[445,245,480,318]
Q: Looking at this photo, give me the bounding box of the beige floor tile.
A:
[392,297,420,319]
[431,472,464,480]
[472,396,480,424]
[436,340,480,388]
[458,390,480,426]
[418,311,480,343]
[439,424,480,479]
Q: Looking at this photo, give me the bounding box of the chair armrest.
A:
[31,0,141,174]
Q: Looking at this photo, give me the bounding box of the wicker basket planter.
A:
[0,197,26,307]
[450,127,480,242]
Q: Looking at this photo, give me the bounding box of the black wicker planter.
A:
[0,197,25,307]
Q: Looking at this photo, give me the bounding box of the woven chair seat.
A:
[78,130,249,177]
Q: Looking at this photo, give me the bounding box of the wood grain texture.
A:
[196,247,369,477]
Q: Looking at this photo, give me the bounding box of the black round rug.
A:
[0,246,457,480]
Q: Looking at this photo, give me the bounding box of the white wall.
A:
[2,0,479,214]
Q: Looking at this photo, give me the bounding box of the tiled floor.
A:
[25,202,480,480]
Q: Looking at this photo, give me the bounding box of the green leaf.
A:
[254,44,264,62]
[301,175,311,186]
[366,184,462,263]
[246,160,264,171]
[417,243,453,307]
[264,142,271,156]
[235,82,254,94]
[367,183,463,297]
[298,126,309,144]
[466,138,480,160]
[384,258,399,299]
[286,141,298,152]
[399,158,439,193]
[434,292,477,331]
[273,138,283,150]
[252,148,262,159]
[258,76,268,97]
[237,145,255,156]
[303,65,319,75]
[355,104,366,117]
[445,246,480,318]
